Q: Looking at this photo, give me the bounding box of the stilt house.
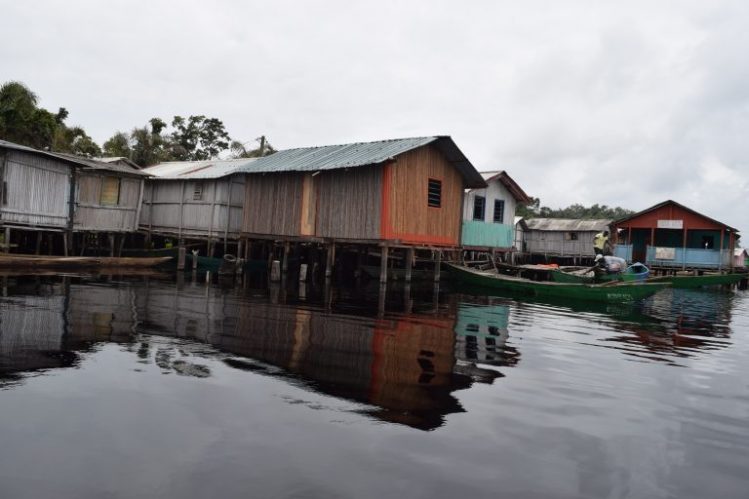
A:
[237,136,486,247]
[520,218,611,261]
[140,159,250,250]
[461,170,530,252]
[0,139,147,255]
[611,200,738,270]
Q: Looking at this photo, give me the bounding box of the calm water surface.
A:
[0,273,747,499]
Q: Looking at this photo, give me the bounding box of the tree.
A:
[0,81,57,149]
[53,125,102,157]
[169,115,231,161]
[130,123,168,167]
[230,135,276,158]
[102,131,132,158]
[520,199,634,219]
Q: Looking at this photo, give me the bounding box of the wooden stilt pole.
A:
[282,241,290,273]
[434,250,442,282]
[404,247,414,283]
[380,245,389,284]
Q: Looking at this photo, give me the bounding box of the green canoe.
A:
[647,273,745,288]
[446,263,669,303]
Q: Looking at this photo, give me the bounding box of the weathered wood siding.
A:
[74,173,143,232]
[0,150,70,228]
[524,230,598,256]
[315,166,382,240]
[141,175,245,238]
[383,145,463,246]
[242,173,304,237]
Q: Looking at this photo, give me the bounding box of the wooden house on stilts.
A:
[0,139,147,255]
[235,136,486,282]
[139,159,249,255]
[611,200,739,271]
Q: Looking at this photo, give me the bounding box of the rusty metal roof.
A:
[142,158,257,179]
[524,218,611,232]
[236,136,486,188]
[0,139,147,176]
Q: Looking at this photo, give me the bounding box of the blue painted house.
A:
[461,170,530,252]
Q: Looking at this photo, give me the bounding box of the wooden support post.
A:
[378,283,386,317]
[267,242,274,271]
[325,242,335,279]
[35,231,42,255]
[434,250,442,282]
[63,232,68,257]
[244,239,251,260]
[282,241,290,273]
[379,245,389,284]
[192,250,199,270]
[3,227,9,253]
[299,263,308,282]
[270,260,281,282]
[237,239,243,261]
[108,233,115,257]
[177,246,186,270]
[404,247,414,282]
[682,229,688,270]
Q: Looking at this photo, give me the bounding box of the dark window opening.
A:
[193,182,204,201]
[473,196,486,221]
[701,236,715,249]
[493,199,505,223]
[567,232,578,240]
[427,179,442,207]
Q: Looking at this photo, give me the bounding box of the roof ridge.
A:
[275,136,438,153]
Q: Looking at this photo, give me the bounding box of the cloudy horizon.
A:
[2,0,747,234]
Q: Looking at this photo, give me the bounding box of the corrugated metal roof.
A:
[0,139,147,176]
[524,218,611,232]
[142,158,257,179]
[234,136,486,188]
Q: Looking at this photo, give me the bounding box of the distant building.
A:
[461,170,530,252]
[520,218,611,260]
[734,248,748,268]
[611,200,738,270]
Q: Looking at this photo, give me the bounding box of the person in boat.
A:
[593,230,611,256]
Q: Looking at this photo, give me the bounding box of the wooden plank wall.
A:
[315,166,382,240]
[141,175,244,238]
[75,173,142,232]
[242,173,303,237]
[383,145,463,246]
[1,150,70,228]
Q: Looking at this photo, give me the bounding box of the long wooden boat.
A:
[647,273,745,288]
[446,263,669,303]
[0,254,172,268]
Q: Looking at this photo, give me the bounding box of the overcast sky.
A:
[2,0,747,235]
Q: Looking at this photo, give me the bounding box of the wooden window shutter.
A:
[100,177,120,205]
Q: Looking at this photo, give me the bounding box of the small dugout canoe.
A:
[446,263,669,303]
[0,254,172,269]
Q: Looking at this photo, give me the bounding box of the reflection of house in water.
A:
[139,281,504,430]
[453,302,521,371]
[0,278,144,381]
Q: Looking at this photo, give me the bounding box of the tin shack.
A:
[611,200,738,270]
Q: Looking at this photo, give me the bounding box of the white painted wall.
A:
[463,178,517,224]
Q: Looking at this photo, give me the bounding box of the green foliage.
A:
[518,198,634,220]
[168,115,231,161]
[0,81,101,155]
[102,132,132,158]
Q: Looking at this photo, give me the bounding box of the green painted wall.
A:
[461,221,514,248]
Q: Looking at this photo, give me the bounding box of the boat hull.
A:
[647,273,745,288]
[0,254,172,269]
[447,264,668,303]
